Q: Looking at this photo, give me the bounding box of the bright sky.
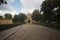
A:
[0,0,44,16]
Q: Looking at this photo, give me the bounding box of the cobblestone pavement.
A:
[5,24,60,40]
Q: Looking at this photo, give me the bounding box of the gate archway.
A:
[28,19,30,23]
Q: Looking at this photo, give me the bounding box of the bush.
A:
[0,24,22,31]
[37,21,60,30]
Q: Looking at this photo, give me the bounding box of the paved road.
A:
[6,24,60,40]
[0,25,22,40]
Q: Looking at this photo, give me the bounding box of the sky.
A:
[0,0,44,16]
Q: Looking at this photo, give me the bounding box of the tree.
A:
[18,13,26,22]
[4,13,12,19]
[13,15,18,23]
[13,13,27,23]
[32,9,41,22]
[0,16,3,19]
[0,0,7,5]
[40,0,60,29]
[41,0,60,24]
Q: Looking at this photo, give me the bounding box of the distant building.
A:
[0,19,13,24]
[25,13,32,23]
[25,13,37,24]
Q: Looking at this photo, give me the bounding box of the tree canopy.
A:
[13,13,27,23]
[0,0,7,5]
[4,13,12,19]
[41,0,60,24]
[32,9,41,22]
[0,16,3,19]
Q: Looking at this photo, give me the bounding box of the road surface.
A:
[0,25,22,40]
[5,24,60,40]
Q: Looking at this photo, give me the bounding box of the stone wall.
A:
[0,19,13,24]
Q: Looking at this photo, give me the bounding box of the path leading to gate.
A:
[6,24,60,40]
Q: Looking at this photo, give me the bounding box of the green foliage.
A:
[19,13,27,22]
[0,24,21,30]
[32,9,41,22]
[4,13,12,19]
[13,13,27,23]
[41,0,60,24]
[40,0,60,29]
[13,15,18,23]
[0,16,3,19]
[0,0,7,5]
